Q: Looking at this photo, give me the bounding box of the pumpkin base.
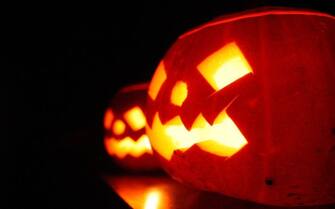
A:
[155,144,335,207]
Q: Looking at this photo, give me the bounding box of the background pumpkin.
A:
[104,83,159,170]
[146,7,335,206]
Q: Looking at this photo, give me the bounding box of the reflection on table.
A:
[103,174,335,209]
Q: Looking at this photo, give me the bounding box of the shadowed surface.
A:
[103,174,335,209]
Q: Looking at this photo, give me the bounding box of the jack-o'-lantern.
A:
[146,8,335,206]
[104,83,158,170]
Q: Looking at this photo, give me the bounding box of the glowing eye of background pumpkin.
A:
[104,109,114,129]
[170,81,188,106]
[148,61,167,100]
[197,42,253,91]
[113,119,126,135]
[124,106,147,131]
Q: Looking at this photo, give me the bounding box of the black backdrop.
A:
[7,1,335,209]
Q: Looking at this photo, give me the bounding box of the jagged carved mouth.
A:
[146,42,254,160]
[104,135,152,159]
[146,108,248,160]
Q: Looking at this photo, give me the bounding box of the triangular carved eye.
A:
[148,61,167,101]
[124,106,147,131]
[197,42,253,91]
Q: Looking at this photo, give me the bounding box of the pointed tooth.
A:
[180,106,200,130]
[191,114,211,129]
[165,115,195,149]
[146,112,176,160]
[165,115,184,126]
[213,109,227,124]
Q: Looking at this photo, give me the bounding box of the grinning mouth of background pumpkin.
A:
[104,135,153,159]
[146,108,248,160]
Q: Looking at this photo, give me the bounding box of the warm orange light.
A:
[113,119,126,135]
[104,109,114,130]
[197,42,253,91]
[105,135,153,159]
[148,61,167,100]
[147,43,252,160]
[197,110,248,156]
[170,81,188,106]
[110,180,168,209]
[143,189,161,209]
[124,106,147,131]
[147,110,247,160]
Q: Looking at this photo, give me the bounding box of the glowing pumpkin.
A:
[146,8,335,206]
[104,83,158,170]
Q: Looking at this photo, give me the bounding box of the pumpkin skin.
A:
[146,8,335,206]
[104,83,158,170]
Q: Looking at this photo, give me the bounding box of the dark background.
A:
[7,1,335,209]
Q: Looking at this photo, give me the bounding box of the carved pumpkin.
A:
[146,8,335,206]
[104,83,158,170]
